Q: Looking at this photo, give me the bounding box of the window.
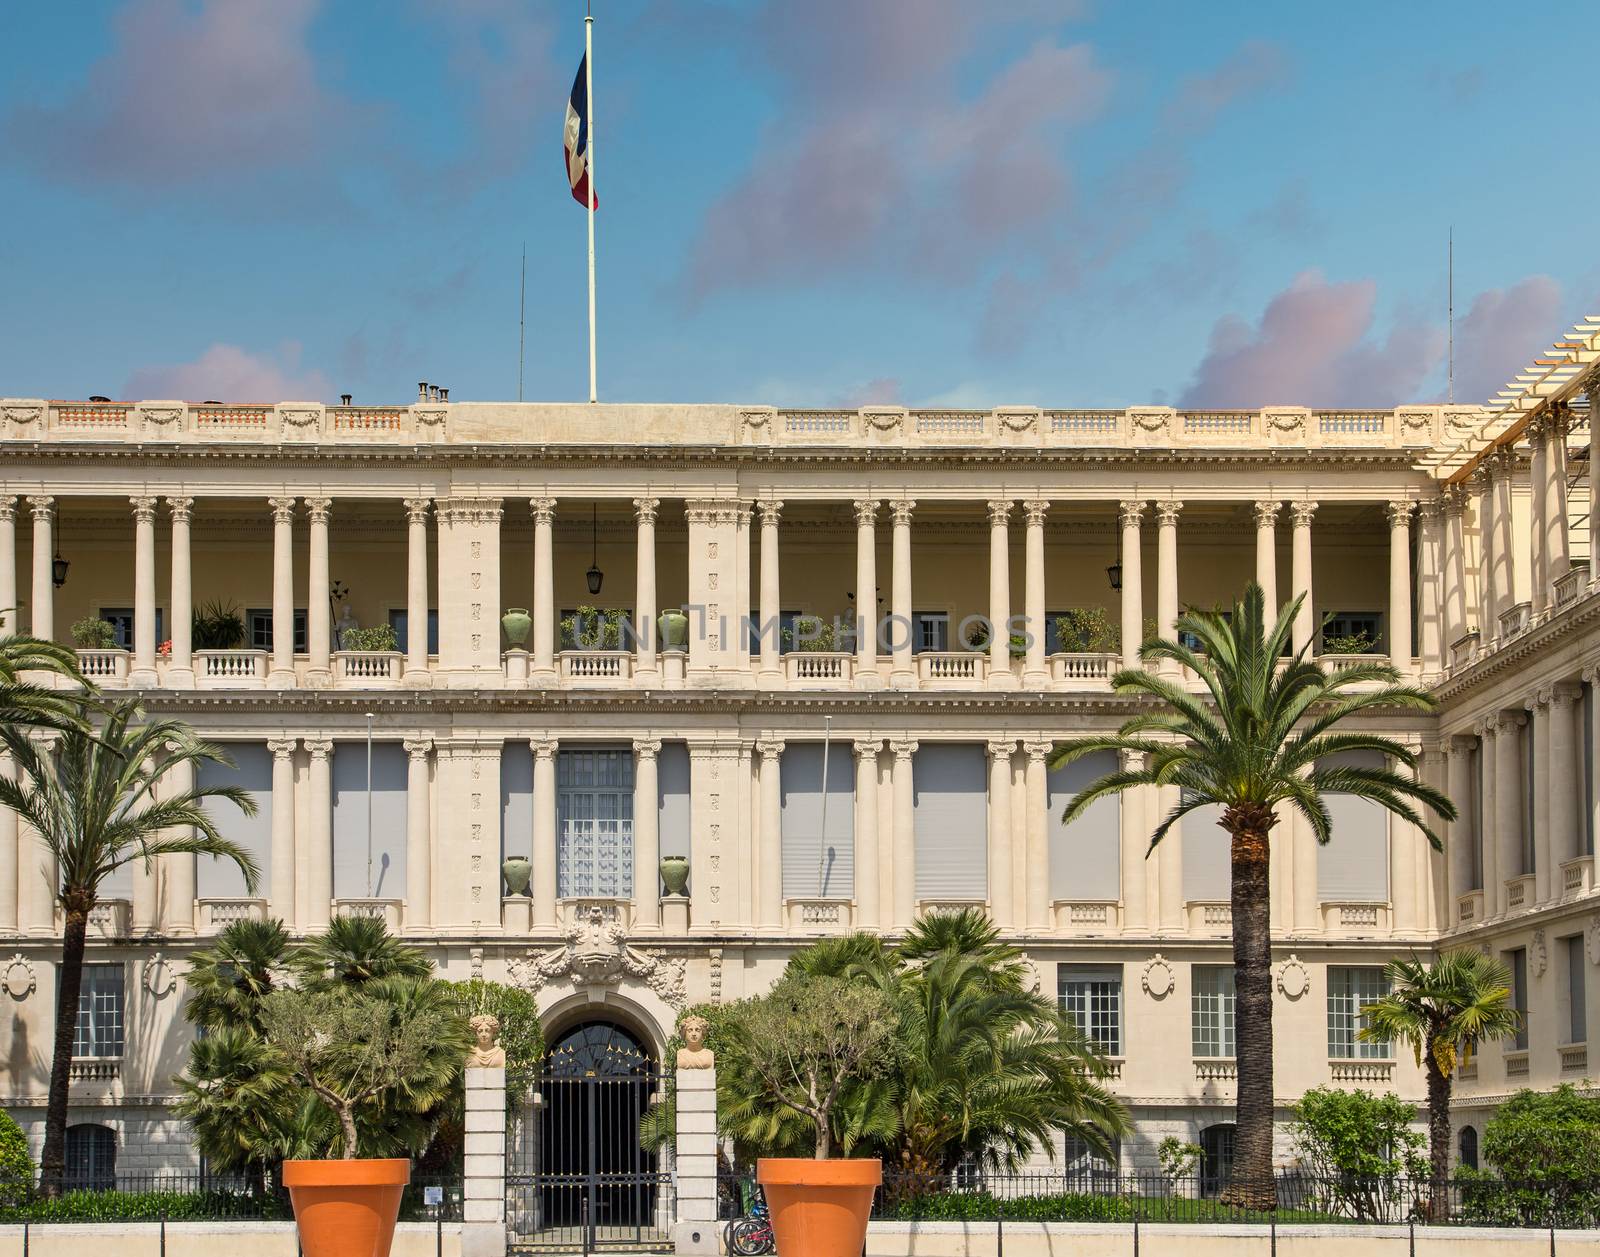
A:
[1321,611,1381,654]
[246,608,307,653]
[65,1124,116,1191]
[1062,1135,1119,1186]
[1563,935,1587,1046]
[556,747,635,899]
[1458,1125,1478,1171]
[1199,1123,1236,1196]
[1327,966,1391,1058]
[1191,965,1236,1057]
[96,608,163,650]
[748,609,802,655]
[913,612,948,653]
[74,965,124,1059]
[1508,947,1529,1051]
[1059,965,1122,1056]
[1177,609,1231,652]
[387,608,438,654]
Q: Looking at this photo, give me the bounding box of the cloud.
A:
[840,378,903,407]
[1179,270,1444,407]
[5,0,360,187]
[1160,40,1289,136]
[124,343,331,402]
[1450,275,1563,403]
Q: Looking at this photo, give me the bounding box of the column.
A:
[987,741,1015,926]
[1253,501,1280,615]
[132,765,158,933]
[1289,501,1317,656]
[268,497,296,686]
[531,739,558,927]
[531,499,557,682]
[166,497,194,687]
[1478,720,1500,908]
[1545,408,1572,583]
[890,740,917,926]
[1023,741,1051,931]
[23,734,58,935]
[756,739,783,927]
[403,499,432,685]
[0,751,14,933]
[163,756,198,935]
[1442,489,1468,648]
[1445,735,1477,909]
[672,1057,719,1255]
[987,501,1016,688]
[305,497,332,683]
[1529,692,1552,904]
[1416,499,1444,674]
[1489,450,1517,620]
[27,497,53,641]
[756,500,782,685]
[1119,501,1145,671]
[1549,684,1582,892]
[890,500,916,688]
[1389,745,1419,934]
[129,496,158,685]
[1386,501,1414,672]
[304,739,333,930]
[853,501,879,687]
[1154,501,1181,675]
[404,738,432,930]
[1528,417,1549,614]
[633,738,661,930]
[1117,751,1149,932]
[1473,472,1495,636]
[634,498,661,681]
[1022,501,1048,686]
[1492,712,1524,915]
[0,496,15,636]
[267,739,297,927]
[853,741,881,929]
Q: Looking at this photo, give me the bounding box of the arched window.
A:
[65,1123,116,1191]
[543,1020,654,1077]
[1199,1123,1236,1196]
[1458,1125,1478,1171]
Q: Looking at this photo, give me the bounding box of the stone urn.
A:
[659,855,690,897]
[501,608,532,648]
[657,608,689,652]
[501,856,533,896]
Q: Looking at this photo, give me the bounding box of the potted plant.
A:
[501,608,532,648]
[341,624,399,652]
[192,600,246,650]
[69,616,118,649]
[738,974,900,1257]
[659,855,690,897]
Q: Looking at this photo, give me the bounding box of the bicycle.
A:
[726,1181,775,1256]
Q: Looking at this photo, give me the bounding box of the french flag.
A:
[564,53,596,209]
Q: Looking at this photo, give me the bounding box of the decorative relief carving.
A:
[142,951,178,999]
[1141,954,1174,998]
[2,403,43,427]
[1531,930,1548,979]
[1586,914,1600,967]
[3,954,36,1000]
[507,906,688,1008]
[139,403,186,429]
[436,498,502,526]
[1275,954,1309,1000]
[996,408,1038,434]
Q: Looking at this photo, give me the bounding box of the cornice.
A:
[1431,586,1600,706]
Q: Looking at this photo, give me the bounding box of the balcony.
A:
[1052,900,1118,932]
[785,899,853,933]
[917,898,987,918]
[1330,1059,1394,1083]
[558,650,634,686]
[1049,652,1117,687]
[197,897,269,931]
[1194,1059,1237,1082]
[784,652,855,687]
[1321,901,1388,934]
[87,899,131,938]
[332,650,403,687]
[1561,1044,1589,1073]
[916,651,987,687]
[1187,901,1232,933]
[1456,890,1485,926]
[333,897,403,929]
[559,897,633,932]
[196,649,268,687]
[1505,874,1535,913]
[1504,1049,1530,1079]
[1554,562,1591,607]
[69,1058,121,1083]
[1498,601,1532,639]
[1562,857,1594,899]
[75,648,129,687]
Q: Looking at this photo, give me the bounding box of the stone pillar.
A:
[1529,692,1552,905]
[635,497,661,682]
[166,497,195,687]
[1528,417,1550,614]
[303,740,333,930]
[531,738,558,928]
[305,497,332,684]
[1118,750,1148,932]
[987,741,1015,926]
[268,497,297,686]
[890,500,916,688]
[1445,735,1477,908]
[161,755,197,935]
[1023,741,1051,931]
[1389,746,1419,934]
[1550,683,1583,880]
[1442,488,1468,647]
[1253,501,1280,615]
[1477,720,1500,907]
[634,739,661,930]
[987,500,1017,689]
[267,739,297,928]
[462,1065,507,1257]
[1546,408,1572,583]
[756,500,782,686]
[672,1061,719,1256]
[1416,499,1444,674]
[1289,501,1317,656]
[756,739,784,928]
[1022,501,1049,685]
[403,499,432,685]
[0,751,14,933]
[1489,450,1517,621]
[531,498,557,683]
[0,496,15,637]
[1156,783,1183,931]
[853,500,879,687]
[1473,472,1495,636]
[22,734,58,935]
[434,499,504,681]
[1492,712,1524,915]
[890,739,917,926]
[27,497,53,641]
[1155,501,1182,675]
[1386,502,1414,672]
[853,741,881,929]
[128,496,159,685]
[404,738,432,931]
[1292,769,1320,934]
[1119,501,1145,671]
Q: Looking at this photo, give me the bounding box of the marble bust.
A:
[675,1014,714,1069]
[466,1013,507,1068]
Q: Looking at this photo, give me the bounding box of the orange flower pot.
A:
[758,1157,882,1257]
[283,1158,411,1257]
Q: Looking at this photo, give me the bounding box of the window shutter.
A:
[1048,752,1120,901]
[332,743,409,899]
[1316,749,1389,902]
[780,744,855,899]
[1182,796,1230,902]
[913,744,987,900]
[197,744,275,897]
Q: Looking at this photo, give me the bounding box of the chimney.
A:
[439,387,449,402]
[339,393,352,406]
[417,380,429,403]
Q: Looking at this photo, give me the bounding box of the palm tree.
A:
[1051,583,1453,1206]
[0,700,260,1195]
[184,917,292,1035]
[0,628,88,735]
[1359,950,1522,1219]
[291,913,432,990]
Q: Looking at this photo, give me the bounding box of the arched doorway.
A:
[1199,1123,1236,1196]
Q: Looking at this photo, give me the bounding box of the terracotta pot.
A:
[283,1158,411,1257]
[757,1157,881,1257]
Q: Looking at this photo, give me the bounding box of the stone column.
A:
[1386,502,1415,672]
[1254,501,1280,615]
[1545,408,1572,583]
[1289,501,1317,656]
[756,739,784,928]
[0,497,15,637]
[890,500,916,688]
[672,1060,719,1256]
[1119,501,1145,671]
[305,497,332,684]
[23,734,58,935]
[853,501,879,687]
[462,1064,507,1257]
[1492,712,1524,915]
[166,497,195,687]
[404,738,432,931]
[633,738,661,930]
[1489,450,1517,620]
[1118,750,1149,932]
[1550,683,1582,889]
[987,501,1017,689]
[890,739,918,926]
[635,498,661,682]
[531,498,557,683]
[853,740,881,929]
[1416,499,1444,674]
[268,497,297,686]
[0,751,14,933]
[1473,472,1496,636]
[1389,746,1419,934]
[403,499,432,685]
[1442,488,1468,647]
[267,739,297,927]
[131,763,159,934]
[1445,735,1477,909]
[1154,501,1182,675]
[1528,416,1550,614]
[1529,692,1553,904]
[128,496,159,685]
[304,740,333,930]
[1022,501,1049,686]
[1477,720,1500,906]
[27,497,53,641]
[531,738,558,928]
[161,754,197,935]
[1023,740,1051,931]
[756,500,782,686]
[987,741,1015,926]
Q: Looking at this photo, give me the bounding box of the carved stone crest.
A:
[995,407,1038,434]
[2,403,43,427]
[1141,954,1174,998]
[1397,409,1434,443]
[2,954,36,1000]
[738,407,773,431]
[508,906,687,1009]
[277,405,322,434]
[138,402,186,430]
[142,951,178,999]
[1275,953,1309,1000]
[861,407,905,434]
[1531,930,1548,979]
[1265,409,1308,437]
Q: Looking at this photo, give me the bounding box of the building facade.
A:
[0,333,1597,1184]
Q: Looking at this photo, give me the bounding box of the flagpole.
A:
[585,3,597,403]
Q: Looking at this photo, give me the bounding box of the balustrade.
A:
[196,649,268,687]
[332,650,403,686]
[75,648,129,686]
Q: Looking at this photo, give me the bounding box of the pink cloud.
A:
[124,343,331,402]
[1450,275,1563,403]
[1160,40,1289,136]
[840,378,903,407]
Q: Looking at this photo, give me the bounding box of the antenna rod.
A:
[1448,227,1454,405]
[518,242,526,403]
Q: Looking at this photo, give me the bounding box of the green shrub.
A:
[1322,631,1375,655]
[890,1190,1132,1222]
[560,605,628,650]
[340,623,399,652]
[0,1189,292,1223]
[192,600,246,650]
[69,616,118,649]
[1053,607,1118,653]
[0,1110,32,1207]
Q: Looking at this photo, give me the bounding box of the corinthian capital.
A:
[1252,500,1282,528]
[1288,500,1318,528]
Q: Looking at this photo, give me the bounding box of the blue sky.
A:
[2,0,1596,409]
